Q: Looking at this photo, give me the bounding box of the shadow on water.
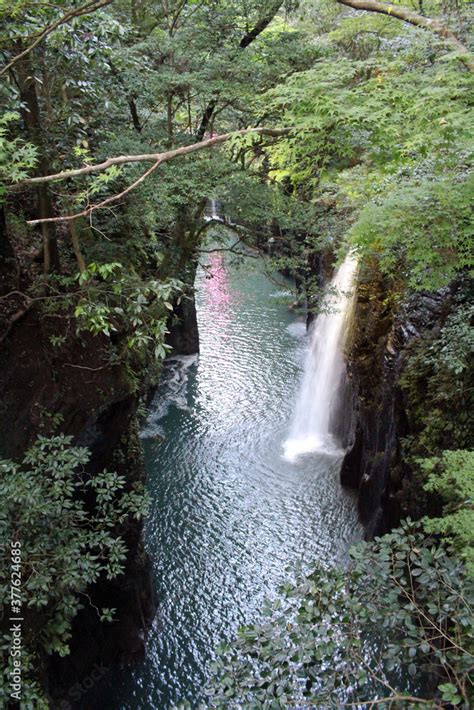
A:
[98,253,363,709]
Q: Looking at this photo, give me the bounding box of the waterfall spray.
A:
[283,253,358,462]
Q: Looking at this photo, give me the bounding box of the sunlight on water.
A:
[97,253,363,710]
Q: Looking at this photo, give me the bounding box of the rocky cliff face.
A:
[0,201,202,707]
[166,291,200,356]
[340,264,460,537]
[0,299,157,706]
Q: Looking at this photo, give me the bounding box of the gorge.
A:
[93,248,363,708]
[0,1,472,708]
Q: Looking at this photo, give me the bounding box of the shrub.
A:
[0,435,149,705]
[205,522,473,709]
[421,450,474,578]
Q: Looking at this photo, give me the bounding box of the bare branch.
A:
[16,127,294,190]
[198,237,259,259]
[62,363,108,371]
[286,693,432,706]
[27,158,163,225]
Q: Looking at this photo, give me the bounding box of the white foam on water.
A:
[140,354,199,439]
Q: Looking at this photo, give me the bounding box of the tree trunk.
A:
[69,220,86,272]
[195,2,284,141]
[166,93,174,146]
[195,99,217,141]
[15,51,60,272]
[0,207,18,299]
[0,207,14,264]
[128,95,142,132]
[239,1,283,48]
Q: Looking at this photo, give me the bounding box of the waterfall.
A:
[283,253,358,462]
[205,198,221,222]
[210,199,218,220]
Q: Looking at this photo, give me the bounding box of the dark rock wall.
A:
[340,264,455,537]
[166,291,200,356]
[0,304,156,707]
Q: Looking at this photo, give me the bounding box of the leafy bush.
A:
[0,435,149,705]
[73,261,181,359]
[349,172,474,291]
[205,522,473,709]
[0,111,37,199]
[399,298,473,456]
[421,450,474,577]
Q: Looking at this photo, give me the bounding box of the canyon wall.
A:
[340,264,469,537]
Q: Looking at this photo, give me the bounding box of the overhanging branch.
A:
[336,0,474,70]
[16,126,294,188]
[27,159,163,225]
[19,127,297,225]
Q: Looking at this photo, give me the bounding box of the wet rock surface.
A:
[341,265,457,537]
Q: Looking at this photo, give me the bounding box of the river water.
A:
[103,251,362,709]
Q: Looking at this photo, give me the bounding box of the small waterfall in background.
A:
[205,198,221,222]
[284,253,358,462]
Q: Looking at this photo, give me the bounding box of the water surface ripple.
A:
[105,253,362,709]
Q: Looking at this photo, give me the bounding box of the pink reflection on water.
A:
[202,253,233,314]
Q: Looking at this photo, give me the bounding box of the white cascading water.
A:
[283,253,358,462]
[205,198,220,222]
[210,198,218,220]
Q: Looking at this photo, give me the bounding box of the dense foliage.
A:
[421,450,474,577]
[0,435,149,707]
[1,0,319,273]
[261,8,473,291]
[396,288,474,578]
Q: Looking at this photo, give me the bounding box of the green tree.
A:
[421,450,474,577]
[0,435,149,706]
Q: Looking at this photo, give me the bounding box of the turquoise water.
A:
[102,252,362,709]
